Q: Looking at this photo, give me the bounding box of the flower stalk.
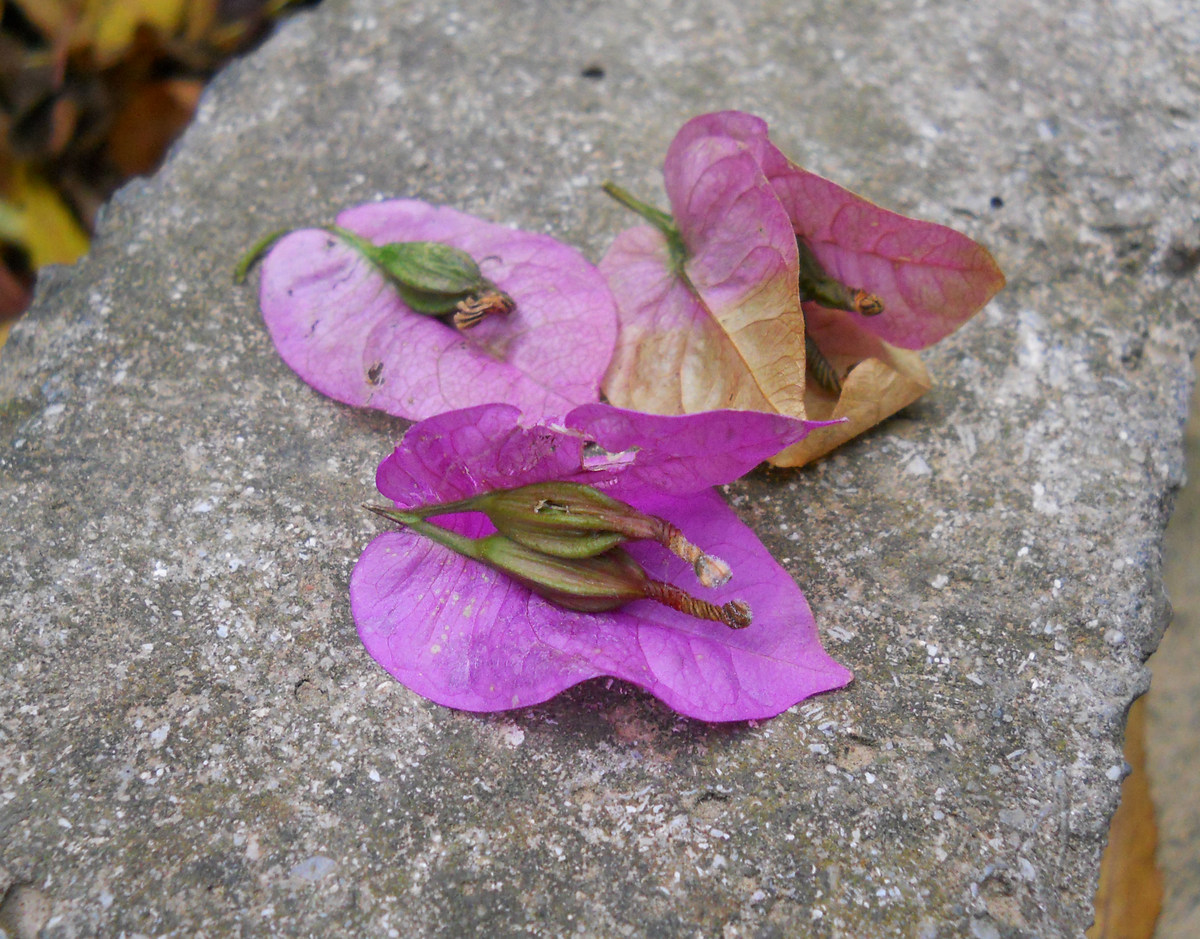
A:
[602,181,690,276]
[233,228,291,284]
[804,324,843,395]
[795,238,887,395]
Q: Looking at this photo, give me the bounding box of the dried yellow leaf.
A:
[0,164,89,269]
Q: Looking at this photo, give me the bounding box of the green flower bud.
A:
[479,537,650,613]
[367,240,486,296]
[327,226,488,314]
[364,505,752,629]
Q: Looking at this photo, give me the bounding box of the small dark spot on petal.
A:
[367,361,384,385]
[989,195,1004,209]
[581,64,605,80]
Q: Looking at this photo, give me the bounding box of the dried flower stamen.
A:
[642,580,752,629]
[452,290,517,330]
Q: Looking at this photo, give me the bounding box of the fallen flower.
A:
[256,199,619,422]
[351,402,852,721]
[601,110,1005,466]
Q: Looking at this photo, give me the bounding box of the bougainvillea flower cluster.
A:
[247,110,1004,720]
[351,403,851,721]
[600,110,1006,466]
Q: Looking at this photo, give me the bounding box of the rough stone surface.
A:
[2,0,1198,936]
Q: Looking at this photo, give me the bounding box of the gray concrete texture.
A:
[1,0,1198,935]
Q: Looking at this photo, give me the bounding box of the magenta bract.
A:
[351,404,851,721]
[600,110,1006,467]
[665,111,1006,353]
[601,132,808,415]
[259,200,618,422]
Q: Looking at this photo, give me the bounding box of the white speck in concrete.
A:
[971,917,1001,939]
[1032,482,1060,515]
[289,855,337,882]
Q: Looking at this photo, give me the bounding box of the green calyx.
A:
[232,223,514,328]
[417,481,652,559]
[327,226,507,316]
[480,537,651,613]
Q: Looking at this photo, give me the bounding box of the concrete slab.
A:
[2,0,1198,935]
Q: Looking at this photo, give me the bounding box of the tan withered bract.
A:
[773,345,931,467]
